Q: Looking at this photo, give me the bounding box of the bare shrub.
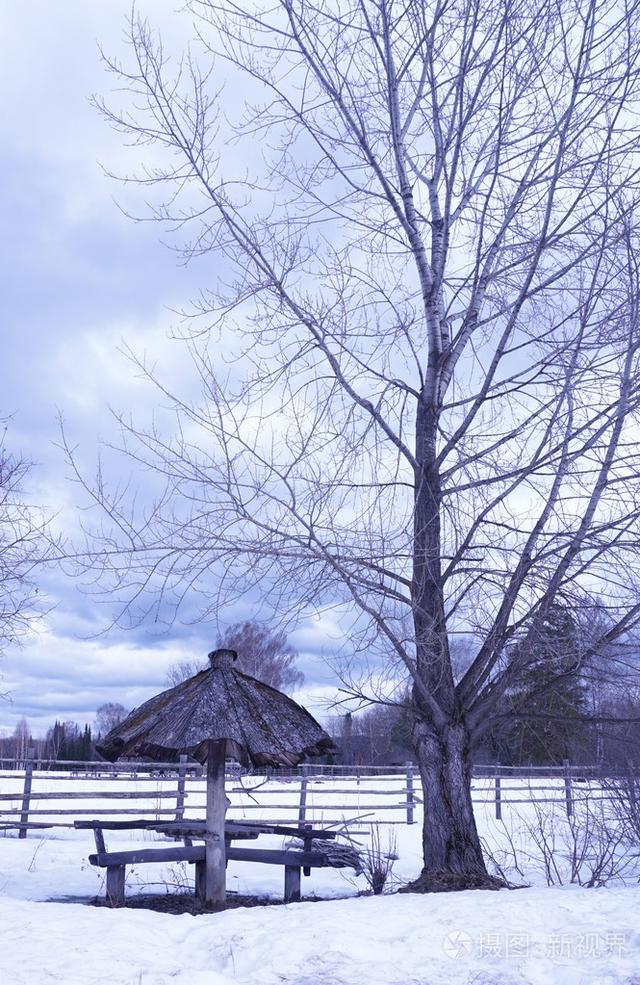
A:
[484,795,637,888]
[360,824,398,895]
[522,803,565,886]
[481,819,527,885]
[603,765,640,846]
[563,801,631,887]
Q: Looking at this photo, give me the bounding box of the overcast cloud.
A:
[0,2,347,737]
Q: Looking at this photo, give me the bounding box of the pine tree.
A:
[491,605,587,765]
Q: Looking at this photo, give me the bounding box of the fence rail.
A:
[0,759,622,836]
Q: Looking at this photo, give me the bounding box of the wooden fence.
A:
[0,759,616,836]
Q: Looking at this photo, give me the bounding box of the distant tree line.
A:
[0,717,94,764]
[0,702,129,765]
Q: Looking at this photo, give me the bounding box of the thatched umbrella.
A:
[96,648,334,907]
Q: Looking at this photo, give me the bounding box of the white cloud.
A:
[0,630,202,735]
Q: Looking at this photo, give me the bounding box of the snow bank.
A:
[1,888,639,985]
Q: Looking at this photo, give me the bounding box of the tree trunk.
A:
[403,719,503,891]
[407,406,500,889]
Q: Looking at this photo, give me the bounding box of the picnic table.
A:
[74,818,346,905]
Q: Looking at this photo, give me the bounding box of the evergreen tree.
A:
[490,605,587,765]
[80,724,93,760]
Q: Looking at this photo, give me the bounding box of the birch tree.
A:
[74,0,640,889]
[165,620,303,691]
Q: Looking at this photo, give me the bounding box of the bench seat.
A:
[85,838,340,905]
[88,846,327,869]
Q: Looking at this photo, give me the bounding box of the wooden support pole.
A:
[175,754,187,822]
[302,823,313,876]
[205,739,227,908]
[495,774,502,820]
[284,865,301,903]
[93,827,106,855]
[563,759,573,818]
[405,762,415,825]
[195,859,206,901]
[19,762,33,839]
[298,764,308,825]
[106,865,125,906]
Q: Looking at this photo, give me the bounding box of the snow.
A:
[1,771,640,984]
[1,886,639,985]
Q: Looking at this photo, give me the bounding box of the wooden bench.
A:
[74,819,348,905]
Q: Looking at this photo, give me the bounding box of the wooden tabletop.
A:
[74,817,336,841]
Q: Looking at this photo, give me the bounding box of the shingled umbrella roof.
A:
[96,648,334,767]
[95,647,334,909]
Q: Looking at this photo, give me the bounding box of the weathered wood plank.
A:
[106,865,126,906]
[18,762,33,839]
[564,758,574,817]
[205,739,227,907]
[151,820,335,840]
[89,846,205,866]
[406,762,415,825]
[0,790,179,801]
[298,765,308,825]
[225,847,328,867]
[0,774,199,783]
[211,802,407,811]
[88,845,332,869]
[94,827,106,854]
[74,819,162,830]
[0,759,201,772]
[284,865,301,903]
[0,821,58,829]
[195,859,206,901]
[1,807,179,816]
[232,786,416,795]
[175,754,188,821]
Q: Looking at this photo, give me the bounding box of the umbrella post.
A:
[205,739,227,908]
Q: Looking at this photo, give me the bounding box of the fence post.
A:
[175,754,188,821]
[405,762,415,825]
[19,761,33,839]
[563,759,573,817]
[298,763,309,825]
[494,773,502,820]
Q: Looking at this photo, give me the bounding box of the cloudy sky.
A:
[0,1,348,737]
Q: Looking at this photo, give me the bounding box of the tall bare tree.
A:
[71,0,640,888]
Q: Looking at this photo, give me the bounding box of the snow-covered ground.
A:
[3,886,640,985]
[1,771,639,984]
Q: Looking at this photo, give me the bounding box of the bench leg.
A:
[106,865,125,907]
[284,865,301,903]
[195,859,206,901]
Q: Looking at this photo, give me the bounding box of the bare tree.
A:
[94,702,128,738]
[11,717,31,766]
[69,0,640,888]
[165,659,205,688]
[166,621,304,691]
[220,621,304,690]
[0,426,51,657]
